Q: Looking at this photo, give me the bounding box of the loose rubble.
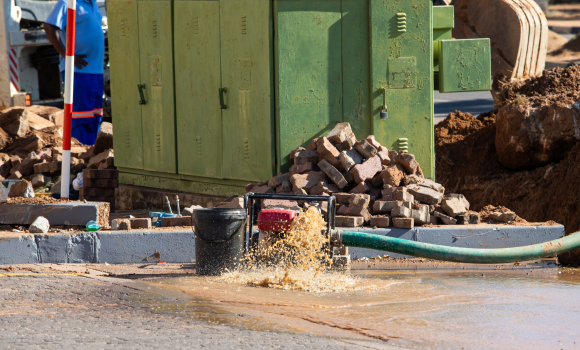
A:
[236,122,522,229]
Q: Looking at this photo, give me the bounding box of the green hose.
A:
[339,231,580,264]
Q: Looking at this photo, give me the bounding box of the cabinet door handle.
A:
[137,84,146,105]
[219,87,227,109]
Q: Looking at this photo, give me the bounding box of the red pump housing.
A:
[257,209,297,232]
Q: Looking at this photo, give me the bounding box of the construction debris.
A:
[29,216,50,233]
[80,169,119,212]
[242,122,526,229]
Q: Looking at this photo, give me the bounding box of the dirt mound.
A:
[493,65,580,108]
[435,111,580,266]
[547,35,580,61]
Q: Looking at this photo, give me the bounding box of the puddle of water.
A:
[143,265,580,349]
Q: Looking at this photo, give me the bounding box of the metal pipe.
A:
[332,230,580,264]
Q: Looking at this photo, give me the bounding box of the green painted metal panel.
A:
[174,0,223,178]
[107,0,144,170]
[433,5,454,29]
[275,0,343,172]
[439,39,492,93]
[370,0,434,179]
[138,0,177,173]
[341,0,371,141]
[220,0,274,182]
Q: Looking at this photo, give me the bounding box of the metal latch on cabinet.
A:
[137,84,146,105]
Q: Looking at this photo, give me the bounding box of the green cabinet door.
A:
[107,0,143,170]
[174,0,223,178]
[220,0,274,182]
[274,0,343,172]
[370,0,434,179]
[138,0,177,174]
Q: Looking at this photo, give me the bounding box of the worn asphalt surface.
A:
[0,265,395,350]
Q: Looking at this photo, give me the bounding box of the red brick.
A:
[293,162,314,175]
[370,216,390,228]
[365,135,382,149]
[268,173,290,188]
[392,217,414,229]
[81,195,115,203]
[10,155,21,167]
[318,160,348,188]
[349,206,371,222]
[289,147,306,162]
[350,155,382,183]
[337,205,350,216]
[383,189,414,203]
[327,122,357,149]
[294,150,319,165]
[160,216,193,227]
[245,183,255,192]
[307,137,323,151]
[348,194,370,208]
[251,185,275,194]
[262,199,300,210]
[309,181,329,195]
[334,193,352,205]
[368,172,384,188]
[317,137,343,171]
[376,146,391,165]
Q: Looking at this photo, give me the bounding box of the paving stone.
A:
[160,216,193,227]
[407,185,443,205]
[276,181,292,193]
[468,213,481,224]
[441,198,467,217]
[348,194,370,208]
[337,205,350,216]
[349,182,370,194]
[8,170,22,180]
[446,193,470,210]
[395,153,420,174]
[29,216,49,233]
[490,212,517,223]
[406,174,445,193]
[434,211,457,225]
[216,197,244,209]
[392,217,414,229]
[339,148,363,172]
[268,173,290,188]
[262,199,300,211]
[411,208,430,225]
[335,215,364,227]
[350,155,382,184]
[251,185,275,194]
[349,206,371,222]
[383,189,414,203]
[289,147,306,162]
[318,160,348,189]
[327,122,357,149]
[369,188,382,201]
[317,137,344,171]
[370,216,390,228]
[93,121,113,154]
[294,149,318,165]
[381,164,405,187]
[354,139,377,158]
[391,206,412,218]
[112,218,131,230]
[290,171,326,191]
[31,174,49,188]
[83,169,119,179]
[87,149,114,169]
[128,218,152,229]
[376,146,391,165]
[365,135,382,149]
[430,216,439,225]
[290,162,314,175]
[309,181,330,195]
[368,172,384,188]
[456,215,469,225]
[373,200,412,214]
[80,187,116,197]
[334,193,352,205]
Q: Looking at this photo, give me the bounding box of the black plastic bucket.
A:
[193,208,247,276]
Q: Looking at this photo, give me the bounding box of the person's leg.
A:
[71,73,99,145]
[92,74,104,139]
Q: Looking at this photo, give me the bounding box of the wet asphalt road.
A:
[434,90,495,124]
[0,267,395,350]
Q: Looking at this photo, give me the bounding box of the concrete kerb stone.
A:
[0,225,566,264]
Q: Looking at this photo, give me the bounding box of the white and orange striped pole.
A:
[60,0,76,199]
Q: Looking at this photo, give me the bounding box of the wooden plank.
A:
[341,0,371,141]
[220,0,274,182]
[370,0,434,179]
[174,0,223,178]
[107,0,144,170]
[275,0,342,172]
[138,0,177,174]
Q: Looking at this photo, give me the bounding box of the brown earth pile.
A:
[435,111,580,266]
[547,35,580,61]
[493,65,580,108]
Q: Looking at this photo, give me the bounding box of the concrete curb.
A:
[0,225,565,264]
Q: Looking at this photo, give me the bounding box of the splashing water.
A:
[218,207,367,293]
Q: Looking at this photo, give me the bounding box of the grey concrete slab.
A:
[97,230,195,264]
[0,234,38,264]
[342,227,416,259]
[0,202,107,226]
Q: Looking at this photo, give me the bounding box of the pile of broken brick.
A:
[0,106,115,197]
[245,122,517,229]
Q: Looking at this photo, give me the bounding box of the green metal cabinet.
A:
[109,0,491,196]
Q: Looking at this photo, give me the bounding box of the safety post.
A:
[60,0,76,199]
